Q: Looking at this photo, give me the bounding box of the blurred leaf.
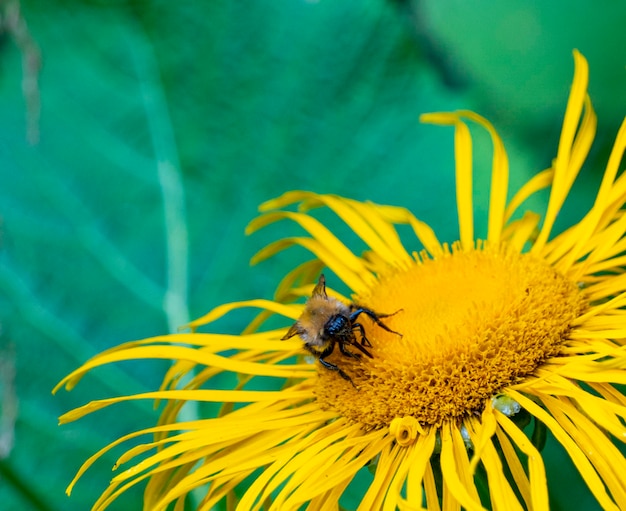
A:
[0,1,462,509]
[414,0,626,140]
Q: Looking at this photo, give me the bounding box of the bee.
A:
[282,274,402,385]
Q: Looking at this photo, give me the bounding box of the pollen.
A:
[314,243,587,428]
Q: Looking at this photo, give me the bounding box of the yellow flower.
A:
[56,49,626,511]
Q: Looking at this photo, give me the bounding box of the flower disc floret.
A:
[315,244,587,427]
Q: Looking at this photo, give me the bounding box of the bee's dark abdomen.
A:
[324,314,350,338]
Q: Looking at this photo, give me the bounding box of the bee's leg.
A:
[351,322,372,348]
[350,307,403,337]
[338,339,361,359]
[318,357,354,386]
[344,331,373,359]
[309,341,356,387]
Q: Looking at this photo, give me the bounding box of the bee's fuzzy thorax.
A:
[297,295,350,347]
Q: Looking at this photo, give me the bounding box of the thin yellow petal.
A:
[528,372,626,439]
[542,395,626,509]
[237,419,360,509]
[286,429,388,509]
[442,482,461,511]
[152,427,312,511]
[60,388,313,424]
[573,290,626,325]
[165,429,318,510]
[584,275,626,302]
[506,390,620,511]
[549,365,626,385]
[581,213,626,271]
[423,460,442,511]
[559,182,626,274]
[384,442,425,511]
[421,112,474,250]
[454,110,509,243]
[359,441,404,511]
[57,334,305,398]
[465,419,523,511]
[197,475,243,511]
[308,482,348,511]
[297,194,413,269]
[493,425,533,511]
[247,211,368,272]
[65,420,209,496]
[583,253,626,278]
[405,429,438,508]
[566,117,626,268]
[467,406,497,473]
[502,211,541,252]
[66,345,309,385]
[256,189,313,211]
[239,259,323,337]
[116,408,335,485]
[53,336,179,392]
[494,411,549,511]
[454,121,475,249]
[92,478,136,511]
[504,168,554,223]
[349,199,413,267]
[589,381,626,408]
[440,422,484,511]
[187,299,301,330]
[375,204,443,257]
[250,236,372,294]
[533,50,591,252]
[562,339,626,362]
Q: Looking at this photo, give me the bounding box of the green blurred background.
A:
[0,1,624,509]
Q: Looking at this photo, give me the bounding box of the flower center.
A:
[314,243,587,428]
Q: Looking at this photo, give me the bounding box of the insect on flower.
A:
[282,274,402,385]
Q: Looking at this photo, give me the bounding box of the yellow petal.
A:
[187,299,301,330]
[465,418,523,511]
[533,50,591,253]
[359,441,403,511]
[504,168,554,223]
[494,411,549,511]
[60,388,313,424]
[374,204,443,257]
[541,395,626,509]
[440,422,484,511]
[300,195,413,269]
[285,429,388,509]
[247,211,365,270]
[250,236,372,294]
[404,429,438,508]
[421,112,474,250]
[238,419,360,509]
[502,211,541,252]
[455,110,510,243]
[467,406,496,473]
[423,460,442,511]
[506,390,620,511]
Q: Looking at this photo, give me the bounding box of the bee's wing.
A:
[281,322,302,340]
[312,274,327,298]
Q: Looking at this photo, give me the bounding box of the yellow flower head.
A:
[56,50,626,511]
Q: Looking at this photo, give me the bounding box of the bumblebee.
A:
[282,274,402,385]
